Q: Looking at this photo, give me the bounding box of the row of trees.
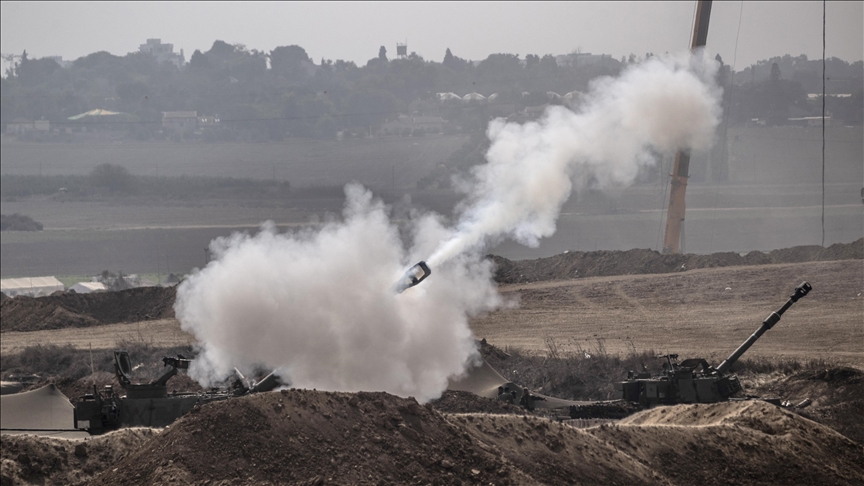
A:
[1,43,621,140]
[2,43,861,142]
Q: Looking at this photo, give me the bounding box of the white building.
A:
[436,92,462,102]
[69,282,107,294]
[162,111,198,131]
[0,276,64,297]
[462,92,486,102]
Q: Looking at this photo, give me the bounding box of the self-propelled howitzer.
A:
[614,281,811,406]
[73,350,284,434]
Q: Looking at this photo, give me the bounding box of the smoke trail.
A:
[175,184,501,403]
[427,51,722,267]
[176,50,720,402]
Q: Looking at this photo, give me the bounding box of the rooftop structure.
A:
[138,38,185,68]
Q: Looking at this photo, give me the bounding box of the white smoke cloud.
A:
[175,184,501,403]
[175,50,721,402]
[427,50,722,266]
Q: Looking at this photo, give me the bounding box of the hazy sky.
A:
[2,1,862,71]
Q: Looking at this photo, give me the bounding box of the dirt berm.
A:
[0,428,158,486]
[489,238,863,284]
[79,390,863,486]
[2,239,860,334]
[0,286,176,333]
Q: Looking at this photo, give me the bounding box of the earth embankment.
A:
[489,238,862,284]
[2,239,860,334]
[78,390,864,486]
[1,286,176,333]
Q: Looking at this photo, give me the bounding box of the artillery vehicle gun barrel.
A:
[715,281,811,374]
[613,281,812,406]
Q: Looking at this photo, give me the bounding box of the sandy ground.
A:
[0,319,194,355]
[2,260,863,485]
[470,260,864,366]
[4,260,861,367]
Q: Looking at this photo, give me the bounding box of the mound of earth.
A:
[594,400,864,486]
[0,286,176,332]
[0,428,158,486]
[743,366,864,445]
[489,238,863,284]
[2,240,859,334]
[430,390,527,415]
[78,389,864,486]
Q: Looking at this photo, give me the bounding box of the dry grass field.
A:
[471,260,864,366]
[0,319,193,355]
[4,260,860,366]
[2,260,862,485]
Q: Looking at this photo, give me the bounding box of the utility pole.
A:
[662,0,713,254]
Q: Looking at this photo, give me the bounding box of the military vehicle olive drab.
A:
[613,282,811,406]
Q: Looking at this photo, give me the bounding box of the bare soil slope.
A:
[0,286,176,333]
[489,238,862,283]
[471,259,864,366]
[0,428,158,486]
[1,239,859,336]
[47,390,864,486]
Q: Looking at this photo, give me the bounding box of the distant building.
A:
[412,115,445,132]
[139,38,185,67]
[5,118,35,134]
[380,114,446,135]
[787,116,836,127]
[563,90,585,108]
[197,115,220,127]
[436,92,462,102]
[0,276,64,297]
[508,104,550,124]
[162,111,198,131]
[4,118,49,134]
[807,93,852,99]
[69,282,107,294]
[555,52,613,68]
